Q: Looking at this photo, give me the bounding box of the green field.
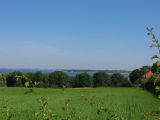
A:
[0,88,159,120]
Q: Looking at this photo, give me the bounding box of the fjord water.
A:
[65,72,129,78]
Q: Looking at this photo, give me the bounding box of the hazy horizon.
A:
[0,0,160,70]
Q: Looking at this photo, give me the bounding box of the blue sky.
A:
[0,0,160,70]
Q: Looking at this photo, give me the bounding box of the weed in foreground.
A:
[35,97,59,120]
[62,98,81,120]
[0,99,13,120]
[142,110,160,120]
[81,95,121,120]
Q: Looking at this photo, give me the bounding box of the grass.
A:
[0,87,159,120]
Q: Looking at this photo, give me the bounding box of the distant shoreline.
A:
[62,69,131,74]
[0,68,131,74]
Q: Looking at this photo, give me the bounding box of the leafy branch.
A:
[147,27,160,60]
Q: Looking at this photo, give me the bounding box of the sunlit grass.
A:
[0,87,159,120]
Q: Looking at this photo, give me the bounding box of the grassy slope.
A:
[0,87,159,120]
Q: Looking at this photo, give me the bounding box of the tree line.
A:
[0,71,131,88]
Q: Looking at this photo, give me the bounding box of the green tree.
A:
[110,73,130,87]
[74,72,92,87]
[6,72,23,87]
[140,66,151,74]
[24,72,35,88]
[129,69,142,85]
[151,61,160,73]
[93,72,110,87]
[129,66,150,86]
[39,74,49,88]
[33,72,46,88]
[48,71,70,88]
[0,74,7,87]
[33,72,43,83]
[68,76,75,88]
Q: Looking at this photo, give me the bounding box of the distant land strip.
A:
[0,68,131,74]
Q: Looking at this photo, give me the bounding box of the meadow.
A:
[0,87,159,120]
